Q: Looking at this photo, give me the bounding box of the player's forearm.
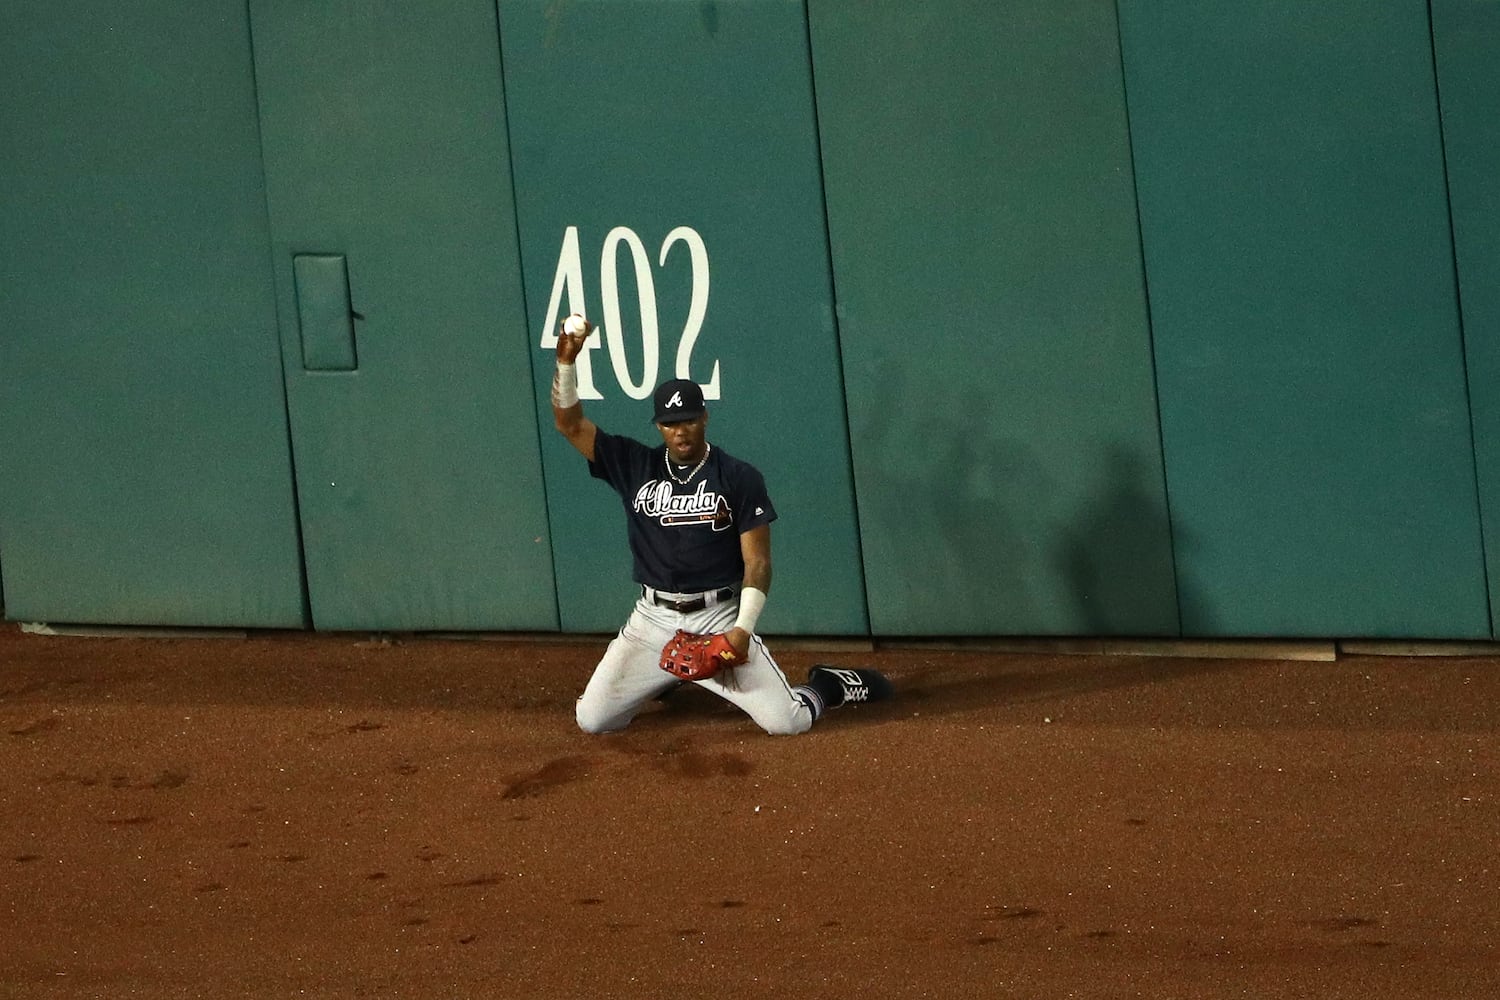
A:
[551,311,592,424]
[550,376,585,435]
[730,578,768,650]
[552,360,580,412]
[551,397,585,435]
[551,362,597,458]
[741,560,771,595]
[738,524,772,596]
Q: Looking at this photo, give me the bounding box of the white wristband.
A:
[734,586,767,635]
[552,361,579,408]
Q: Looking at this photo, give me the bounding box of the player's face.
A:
[657,414,708,464]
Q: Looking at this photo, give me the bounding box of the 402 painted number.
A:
[539,225,719,401]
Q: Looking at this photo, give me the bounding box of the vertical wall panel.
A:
[0,1,306,626]
[1435,0,1500,636]
[251,0,556,631]
[810,0,1178,636]
[1119,0,1487,637]
[500,0,867,636]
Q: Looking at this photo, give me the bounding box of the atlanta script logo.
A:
[634,480,733,531]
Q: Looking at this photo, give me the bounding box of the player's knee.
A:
[758,713,814,737]
[574,698,609,735]
[575,697,624,735]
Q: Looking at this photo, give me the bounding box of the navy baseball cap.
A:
[652,378,706,424]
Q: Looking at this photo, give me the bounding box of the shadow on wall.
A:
[854,374,1046,631]
[1059,442,1211,637]
[852,361,1207,636]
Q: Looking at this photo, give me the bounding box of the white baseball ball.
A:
[563,314,588,336]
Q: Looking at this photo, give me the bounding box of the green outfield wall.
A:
[1434,0,1500,634]
[1117,0,1488,638]
[1,0,1495,640]
[249,0,556,631]
[0,1,307,627]
[810,0,1178,636]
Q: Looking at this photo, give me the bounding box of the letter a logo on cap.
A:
[652,379,706,424]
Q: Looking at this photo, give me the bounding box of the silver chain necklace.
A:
[664,442,711,486]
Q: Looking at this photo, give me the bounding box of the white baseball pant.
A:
[575,589,814,736]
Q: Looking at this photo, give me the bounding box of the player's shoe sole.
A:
[808,665,893,705]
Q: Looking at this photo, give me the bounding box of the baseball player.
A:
[551,316,891,735]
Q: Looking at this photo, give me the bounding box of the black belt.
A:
[645,586,736,613]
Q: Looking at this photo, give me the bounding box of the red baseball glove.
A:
[659,630,746,682]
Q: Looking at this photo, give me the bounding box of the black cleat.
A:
[807,665,893,708]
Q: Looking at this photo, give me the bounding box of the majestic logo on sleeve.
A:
[634,481,734,531]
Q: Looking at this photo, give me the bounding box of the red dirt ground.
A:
[1,620,1497,999]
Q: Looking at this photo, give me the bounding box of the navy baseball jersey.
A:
[588,429,777,593]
